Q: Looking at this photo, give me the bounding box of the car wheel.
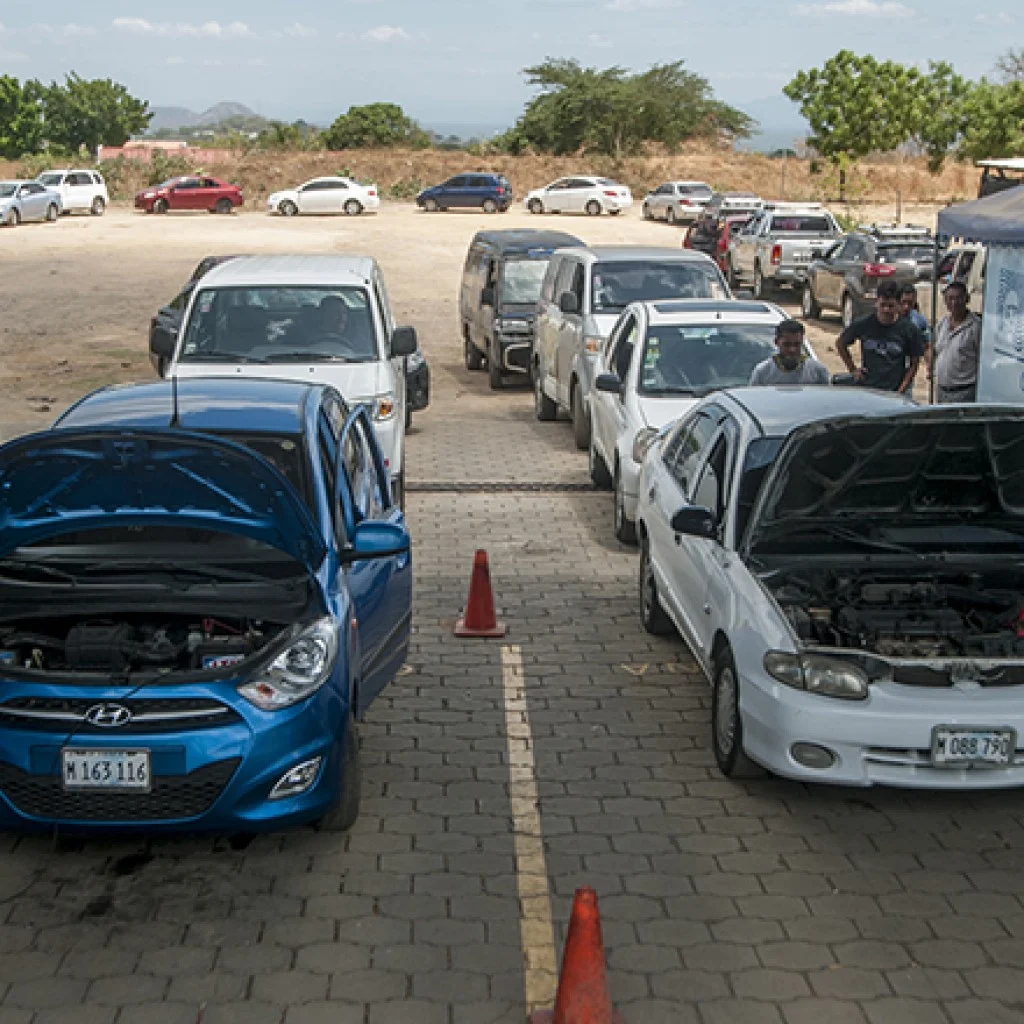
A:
[534,366,557,421]
[666,207,676,225]
[46,204,58,222]
[482,198,498,214]
[154,199,169,214]
[641,203,651,221]
[280,200,298,217]
[464,338,485,371]
[613,467,637,544]
[585,199,602,217]
[639,538,673,635]
[344,199,363,216]
[90,197,105,216]
[802,283,821,320]
[488,351,504,389]
[405,403,413,432]
[7,208,20,226]
[727,257,739,290]
[313,716,362,832]
[589,438,613,489]
[571,380,590,450]
[528,198,544,215]
[842,293,855,329]
[215,198,233,215]
[424,198,439,213]
[753,263,768,298]
[156,357,167,378]
[712,647,764,779]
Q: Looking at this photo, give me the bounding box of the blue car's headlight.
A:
[239,617,339,711]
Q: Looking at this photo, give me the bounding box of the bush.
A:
[388,177,424,200]
[16,147,75,178]
[147,151,194,186]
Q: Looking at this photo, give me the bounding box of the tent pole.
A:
[929,234,939,405]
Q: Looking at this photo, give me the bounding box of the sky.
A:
[0,0,1017,145]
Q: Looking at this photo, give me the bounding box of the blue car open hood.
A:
[0,428,327,573]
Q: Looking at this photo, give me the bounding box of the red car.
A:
[683,213,753,275]
[134,175,244,214]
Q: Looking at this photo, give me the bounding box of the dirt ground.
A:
[0,200,939,442]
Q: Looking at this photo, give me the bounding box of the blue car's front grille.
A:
[0,697,240,734]
[0,758,241,821]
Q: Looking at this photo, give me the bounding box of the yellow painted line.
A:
[501,643,559,1011]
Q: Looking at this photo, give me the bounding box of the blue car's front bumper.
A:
[0,675,351,834]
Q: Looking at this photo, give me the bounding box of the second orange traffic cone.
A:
[454,549,506,638]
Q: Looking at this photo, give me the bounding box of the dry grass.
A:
[0,143,982,208]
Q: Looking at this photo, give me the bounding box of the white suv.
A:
[36,169,108,215]
[153,255,419,504]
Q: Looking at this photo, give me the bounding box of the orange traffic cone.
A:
[528,887,625,1024]
[454,549,507,638]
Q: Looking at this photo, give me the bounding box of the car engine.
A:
[768,571,1024,659]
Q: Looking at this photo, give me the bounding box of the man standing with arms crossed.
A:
[932,280,981,403]
[837,279,924,394]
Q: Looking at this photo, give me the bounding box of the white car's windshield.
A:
[592,261,725,313]
[37,173,62,187]
[500,260,549,304]
[179,285,378,364]
[639,324,777,395]
[0,183,17,199]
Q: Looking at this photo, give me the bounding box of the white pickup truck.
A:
[727,203,842,298]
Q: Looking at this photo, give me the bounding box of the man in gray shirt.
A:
[749,320,830,386]
[932,280,981,403]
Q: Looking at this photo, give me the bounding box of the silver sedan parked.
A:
[0,180,63,226]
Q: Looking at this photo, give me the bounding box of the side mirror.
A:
[390,326,418,358]
[150,326,178,359]
[670,505,717,539]
[343,519,410,563]
[559,291,579,315]
[595,373,623,395]
[481,285,495,307]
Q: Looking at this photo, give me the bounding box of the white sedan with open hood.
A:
[636,387,1024,789]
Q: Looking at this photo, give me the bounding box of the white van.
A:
[36,169,108,215]
[153,255,418,504]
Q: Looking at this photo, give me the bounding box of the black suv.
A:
[802,225,935,327]
[416,173,512,213]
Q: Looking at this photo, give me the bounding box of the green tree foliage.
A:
[958,79,1024,160]
[323,103,430,149]
[0,76,44,159]
[497,58,753,157]
[41,74,151,155]
[995,49,1024,83]
[910,62,973,173]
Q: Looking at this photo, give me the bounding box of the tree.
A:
[500,58,753,157]
[0,76,44,159]
[784,51,915,196]
[910,62,973,172]
[323,103,430,149]
[995,49,1024,83]
[958,79,1024,160]
[41,73,151,155]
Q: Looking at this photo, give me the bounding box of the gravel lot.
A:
[3,203,1014,1024]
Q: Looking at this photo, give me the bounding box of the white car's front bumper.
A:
[741,672,1024,789]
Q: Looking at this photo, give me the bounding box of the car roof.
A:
[721,386,916,437]
[471,229,585,253]
[55,378,335,436]
[644,300,784,325]
[195,254,377,288]
[670,180,711,187]
[304,176,355,185]
[558,246,718,264]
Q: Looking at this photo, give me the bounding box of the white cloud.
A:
[285,22,317,37]
[362,24,410,42]
[974,10,1011,21]
[111,18,255,38]
[795,0,913,16]
[587,33,613,47]
[35,22,97,37]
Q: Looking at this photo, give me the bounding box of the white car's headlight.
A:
[239,618,339,711]
[358,395,396,422]
[583,335,603,354]
[632,428,658,464]
[764,651,868,700]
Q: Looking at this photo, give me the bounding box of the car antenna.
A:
[169,373,180,428]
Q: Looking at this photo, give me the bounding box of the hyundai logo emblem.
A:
[84,703,132,728]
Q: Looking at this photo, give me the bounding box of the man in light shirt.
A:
[932,280,981,403]
[749,320,830,386]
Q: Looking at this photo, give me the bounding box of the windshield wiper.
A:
[183,352,266,364]
[262,351,352,363]
[82,562,278,584]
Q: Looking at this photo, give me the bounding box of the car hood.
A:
[636,394,700,430]
[0,428,327,574]
[743,406,1024,557]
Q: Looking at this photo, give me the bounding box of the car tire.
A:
[641,203,651,221]
[802,283,821,320]
[464,338,485,371]
[313,716,362,832]
[344,199,363,216]
[215,198,233,215]
[727,257,739,290]
[90,197,105,216]
[528,198,544,215]
[156,357,167,378]
[613,467,637,544]
[7,208,20,226]
[571,380,590,450]
[488,352,504,389]
[639,538,673,635]
[154,199,169,214]
[405,403,413,432]
[589,438,612,489]
[753,262,769,299]
[585,199,602,217]
[482,198,498,214]
[424,198,439,213]
[666,207,676,225]
[842,293,855,329]
[46,204,58,222]
[712,647,764,780]
[534,366,557,421]
[280,200,298,217]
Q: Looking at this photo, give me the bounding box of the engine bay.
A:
[767,569,1024,659]
[0,615,286,676]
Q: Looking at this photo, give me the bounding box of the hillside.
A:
[146,102,264,135]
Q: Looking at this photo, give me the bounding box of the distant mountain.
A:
[195,102,259,126]
[145,102,264,135]
[147,106,198,133]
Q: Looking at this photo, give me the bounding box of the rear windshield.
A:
[680,184,712,197]
[769,215,835,233]
[639,324,778,396]
[180,285,378,365]
[0,184,16,199]
[877,243,934,263]
[37,173,63,187]
[500,259,549,304]
[591,261,726,313]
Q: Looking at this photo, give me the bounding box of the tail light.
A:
[603,190,617,197]
[770,244,782,266]
[367,189,376,196]
[863,263,895,277]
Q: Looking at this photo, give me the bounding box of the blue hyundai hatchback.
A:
[0,378,411,833]
[416,172,512,213]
